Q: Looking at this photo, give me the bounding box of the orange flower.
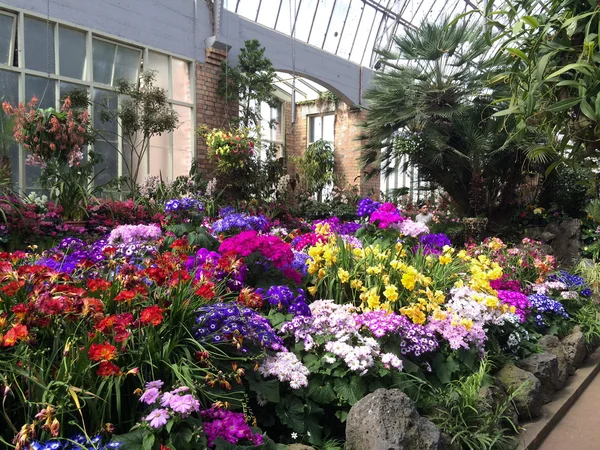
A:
[3,324,28,347]
[95,315,117,333]
[114,290,135,302]
[96,361,121,377]
[1,280,25,296]
[140,305,163,326]
[87,279,112,292]
[88,342,117,361]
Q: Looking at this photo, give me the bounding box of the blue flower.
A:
[528,293,569,326]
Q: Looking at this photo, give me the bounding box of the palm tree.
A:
[361,18,538,217]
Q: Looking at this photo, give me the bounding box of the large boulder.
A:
[496,364,543,420]
[477,384,519,427]
[516,353,560,403]
[545,220,581,268]
[562,326,587,375]
[345,388,444,450]
[539,335,568,386]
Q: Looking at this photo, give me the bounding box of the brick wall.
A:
[284,100,380,199]
[195,48,238,175]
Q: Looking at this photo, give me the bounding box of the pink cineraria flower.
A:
[145,408,170,428]
[139,387,160,404]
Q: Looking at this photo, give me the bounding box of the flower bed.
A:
[0,198,598,449]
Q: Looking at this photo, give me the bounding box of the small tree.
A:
[297,139,335,202]
[97,71,179,197]
[218,39,277,130]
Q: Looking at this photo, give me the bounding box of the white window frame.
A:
[0,10,16,66]
[307,113,335,147]
[0,5,196,192]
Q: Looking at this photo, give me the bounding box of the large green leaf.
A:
[248,377,280,403]
[276,396,306,432]
[545,97,581,112]
[306,377,337,404]
[545,63,595,80]
[333,376,366,406]
[580,98,598,121]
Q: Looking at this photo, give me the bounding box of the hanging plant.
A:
[2,96,93,168]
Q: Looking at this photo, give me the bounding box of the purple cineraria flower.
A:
[145,380,164,390]
[145,408,170,428]
[139,387,160,404]
[357,198,381,218]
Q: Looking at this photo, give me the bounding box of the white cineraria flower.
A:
[291,432,298,440]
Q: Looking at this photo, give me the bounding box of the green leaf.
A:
[142,433,155,450]
[171,426,194,450]
[334,376,366,406]
[492,106,519,117]
[276,396,306,433]
[506,47,529,63]
[112,429,146,450]
[580,98,598,121]
[432,353,459,385]
[545,98,581,113]
[545,63,594,80]
[522,15,539,28]
[335,410,349,423]
[307,378,337,403]
[267,310,286,328]
[303,353,321,372]
[248,377,280,403]
[537,53,553,81]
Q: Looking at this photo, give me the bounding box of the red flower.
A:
[3,324,28,346]
[97,361,121,377]
[88,342,117,361]
[95,315,117,333]
[114,290,135,302]
[87,278,112,292]
[11,303,30,320]
[195,283,215,300]
[1,280,25,296]
[140,305,163,326]
[238,288,264,309]
[102,246,117,257]
[143,267,166,286]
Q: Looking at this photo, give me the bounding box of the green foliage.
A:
[484,0,600,170]
[97,71,179,198]
[539,166,591,217]
[295,139,335,202]
[0,99,14,194]
[39,151,106,221]
[218,39,277,130]
[424,359,518,450]
[361,18,534,217]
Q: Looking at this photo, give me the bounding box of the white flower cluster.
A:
[205,177,218,198]
[258,352,310,389]
[25,192,49,209]
[446,286,501,325]
[139,176,160,197]
[275,174,291,196]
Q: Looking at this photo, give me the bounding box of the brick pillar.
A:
[195,48,238,175]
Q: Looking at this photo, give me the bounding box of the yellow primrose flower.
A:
[382,275,390,285]
[383,284,399,302]
[352,248,364,258]
[439,254,452,265]
[315,222,331,236]
[338,268,350,283]
[454,279,464,288]
[390,259,404,271]
[432,308,447,321]
[366,265,382,275]
[307,262,319,275]
[308,286,317,296]
[401,272,416,291]
[400,305,426,324]
[461,318,474,331]
[350,279,363,290]
[456,250,469,260]
[318,268,326,279]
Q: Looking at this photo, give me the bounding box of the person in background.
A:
[414,203,434,224]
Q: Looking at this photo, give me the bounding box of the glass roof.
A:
[224,0,473,69]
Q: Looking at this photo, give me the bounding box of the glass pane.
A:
[25,75,56,188]
[148,131,170,178]
[257,0,279,28]
[0,69,19,187]
[323,1,351,55]
[114,46,140,84]
[295,0,319,43]
[146,51,169,91]
[323,114,335,144]
[24,17,56,73]
[350,7,376,64]
[172,58,191,102]
[93,39,115,85]
[236,0,261,20]
[0,14,15,65]
[309,116,322,143]
[60,81,88,100]
[173,106,192,178]
[275,0,295,35]
[93,89,119,187]
[59,26,86,80]
[308,0,335,48]
[338,1,364,59]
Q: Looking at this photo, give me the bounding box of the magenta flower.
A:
[145,408,170,428]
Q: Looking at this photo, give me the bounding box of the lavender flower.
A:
[144,408,170,428]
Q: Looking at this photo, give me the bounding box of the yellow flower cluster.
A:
[467,255,503,293]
